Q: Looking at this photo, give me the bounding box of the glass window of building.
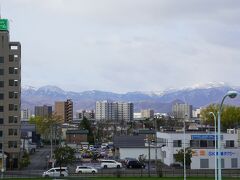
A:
[0,69,4,75]
[221,159,225,168]
[0,57,4,63]
[200,159,209,168]
[9,55,14,62]
[200,140,207,147]
[231,158,238,168]
[173,140,182,147]
[0,94,3,100]
[0,81,4,87]
[226,140,234,148]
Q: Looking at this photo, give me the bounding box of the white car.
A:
[100,160,122,169]
[75,166,98,174]
[42,167,68,177]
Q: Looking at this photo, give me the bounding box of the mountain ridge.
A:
[21,83,240,114]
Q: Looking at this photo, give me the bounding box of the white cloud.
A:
[2,0,240,92]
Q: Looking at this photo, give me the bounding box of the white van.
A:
[100,160,122,169]
[42,167,68,177]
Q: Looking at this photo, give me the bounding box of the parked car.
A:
[42,167,68,177]
[100,160,122,169]
[75,166,98,174]
[170,163,183,169]
[126,160,145,169]
[123,157,137,166]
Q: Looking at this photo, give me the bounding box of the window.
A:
[9,55,14,62]
[9,92,18,99]
[9,104,18,111]
[200,159,209,168]
[0,143,2,149]
[0,94,3,100]
[8,129,17,136]
[9,80,14,86]
[173,140,182,147]
[226,140,234,148]
[9,116,18,123]
[0,69,4,75]
[9,67,14,74]
[221,159,225,168]
[0,57,4,63]
[207,140,215,148]
[200,140,207,147]
[231,158,238,168]
[0,81,4,87]
[0,131,2,137]
[9,67,18,74]
[8,141,17,148]
[0,106,3,112]
[190,140,199,148]
[9,104,14,111]
[0,118,3,124]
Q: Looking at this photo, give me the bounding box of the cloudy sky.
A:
[2,0,240,92]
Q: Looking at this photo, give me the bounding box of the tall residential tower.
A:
[0,18,21,169]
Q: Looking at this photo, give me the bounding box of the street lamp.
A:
[217,91,238,180]
[183,115,187,180]
[209,112,217,180]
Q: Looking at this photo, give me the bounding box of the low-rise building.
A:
[157,130,240,169]
[66,130,88,145]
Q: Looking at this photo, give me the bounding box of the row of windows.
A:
[0,92,19,100]
[200,158,238,168]
[0,80,19,87]
[0,68,19,75]
[0,104,18,112]
[0,141,18,149]
[0,116,18,124]
[172,140,235,148]
[0,55,19,63]
[0,129,18,136]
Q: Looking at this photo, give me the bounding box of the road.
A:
[23,146,50,171]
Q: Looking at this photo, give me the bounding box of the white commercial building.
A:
[157,130,240,169]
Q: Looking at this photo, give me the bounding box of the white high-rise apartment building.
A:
[21,109,31,119]
[96,101,133,121]
[172,103,193,119]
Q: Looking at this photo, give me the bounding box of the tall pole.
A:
[217,110,222,180]
[183,118,186,180]
[209,112,217,180]
[148,137,151,177]
[50,125,53,167]
[155,118,157,172]
[217,91,238,180]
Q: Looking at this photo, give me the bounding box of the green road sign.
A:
[0,19,9,31]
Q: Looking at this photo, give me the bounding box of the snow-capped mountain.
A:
[21,83,240,113]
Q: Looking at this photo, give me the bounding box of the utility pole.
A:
[148,136,151,177]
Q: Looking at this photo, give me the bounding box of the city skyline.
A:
[2,0,240,93]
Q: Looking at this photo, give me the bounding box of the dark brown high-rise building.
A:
[55,99,73,123]
[0,18,21,169]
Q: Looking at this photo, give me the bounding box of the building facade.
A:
[0,18,21,169]
[21,109,31,120]
[172,103,193,119]
[34,105,52,118]
[54,99,73,123]
[76,110,95,120]
[95,101,133,122]
[141,109,154,119]
[157,131,240,169]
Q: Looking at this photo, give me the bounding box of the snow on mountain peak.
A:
[37,85,66,94]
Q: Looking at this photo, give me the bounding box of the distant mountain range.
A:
[21,83,240,114]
